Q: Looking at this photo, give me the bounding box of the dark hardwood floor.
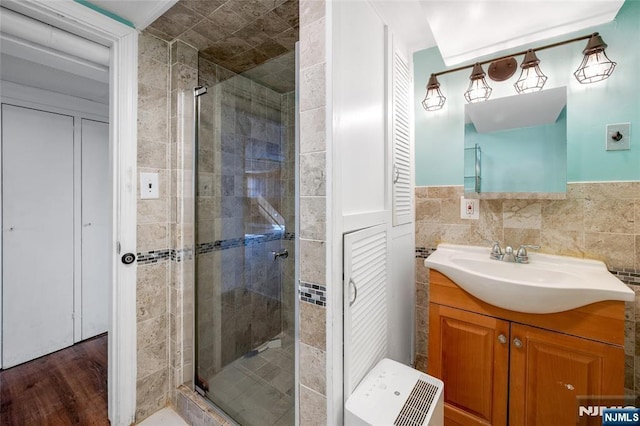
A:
[0,334,109,426]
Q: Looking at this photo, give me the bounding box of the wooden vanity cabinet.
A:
[427,270,625,426]
[429,304,509,425]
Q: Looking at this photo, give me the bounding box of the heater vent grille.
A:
[393,376,439,426]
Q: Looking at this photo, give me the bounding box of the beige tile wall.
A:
[136,32,171,420]
[138,30,303,426]
[298,0,328,424]
[168,40,198,407]
[136,34,199,422]
[414,182,640,396]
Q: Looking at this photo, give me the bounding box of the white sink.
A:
[424,243,635,314]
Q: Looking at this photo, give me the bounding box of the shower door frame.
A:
[191,48,301,425]
[0,1,141,424]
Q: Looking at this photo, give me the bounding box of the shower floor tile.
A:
[207,333,295,426]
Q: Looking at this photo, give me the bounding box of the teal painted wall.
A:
[414,0,640,186]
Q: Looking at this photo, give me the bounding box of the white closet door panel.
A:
[344,224,388,396]
[392,49,413,226]
[335,1,387,217]
[2,104,74,367]
[81,119,109,339]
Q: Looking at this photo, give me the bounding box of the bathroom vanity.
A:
[426,269,625,425]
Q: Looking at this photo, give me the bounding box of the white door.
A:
[81,119,109,339]
[2,104,75,368]
[343,224,388,396]
[391,47,413,226]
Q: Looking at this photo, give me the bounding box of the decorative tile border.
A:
[299,281,326,306]
[415,247,437,259]
[610,268,640,286]
[416,246,640,287]
[138,232,295,264]
[137,249,171,265]
[196,231,288,255]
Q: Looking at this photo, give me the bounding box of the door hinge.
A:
[117,241,121,254]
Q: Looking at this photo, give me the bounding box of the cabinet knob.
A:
[513,337,523,348]
[498,334,507,344]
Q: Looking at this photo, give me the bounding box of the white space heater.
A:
[345,358,444,426]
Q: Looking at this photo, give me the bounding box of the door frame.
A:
[0,1,138,424]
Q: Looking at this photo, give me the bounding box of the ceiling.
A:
[0,0,626,102]
[0,53,110,103]
[146,0,298,76]
[417,0,625,66]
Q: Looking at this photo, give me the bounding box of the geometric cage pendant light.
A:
[422,74,446,111]
[422,32,617,113]
[463,63,492,103]
[514,49,548,94]
[574,32,617,84]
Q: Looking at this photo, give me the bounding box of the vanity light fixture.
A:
[574,33,617,83]
[422,74,447,111]
[422,32,617,112]
[464,63,492,103]
[514,49,548,94]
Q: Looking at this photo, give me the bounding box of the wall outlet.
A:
[460,196,479,220]
[606,123,630,151]
[140,172,159,199]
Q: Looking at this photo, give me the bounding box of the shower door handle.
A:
[272,249,288,261]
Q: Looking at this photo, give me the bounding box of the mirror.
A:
[464,87,567,197]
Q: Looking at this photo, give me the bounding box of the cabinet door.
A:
[344,224,388,396]
[391,46,412,226]
[428,304,509,426]
[509,323,625,426]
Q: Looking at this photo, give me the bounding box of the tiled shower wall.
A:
[168,40,198,409]
[298,0,328,424]
[136,32,172,420]
[414,182,640,396]
[136,28,300,423]
[135,34,200,421]
[195,56,296,381]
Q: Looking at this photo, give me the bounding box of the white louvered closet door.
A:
[392,49,412,226]
[344,224,388,396]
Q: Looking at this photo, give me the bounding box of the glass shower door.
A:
[194,53,296,426]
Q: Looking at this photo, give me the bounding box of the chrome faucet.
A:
[515,245,540,264]
[488,241,540,263]
[489,241,503,260]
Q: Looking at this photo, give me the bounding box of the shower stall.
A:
[191,51,297,426]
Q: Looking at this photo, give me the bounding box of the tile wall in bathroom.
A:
[414,182,640,396]
[136,32,172,421]
[135,34,201,422]
[168,39,198,409]
[136,30,303,426]
[195,57,295,379]
[298,0,329,424]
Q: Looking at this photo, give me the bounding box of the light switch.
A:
[606,123,630,151]
[140,172,159,199]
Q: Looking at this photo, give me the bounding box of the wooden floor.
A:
[0,334,109,426]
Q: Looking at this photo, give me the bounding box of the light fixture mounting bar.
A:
[433,33,598,78]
